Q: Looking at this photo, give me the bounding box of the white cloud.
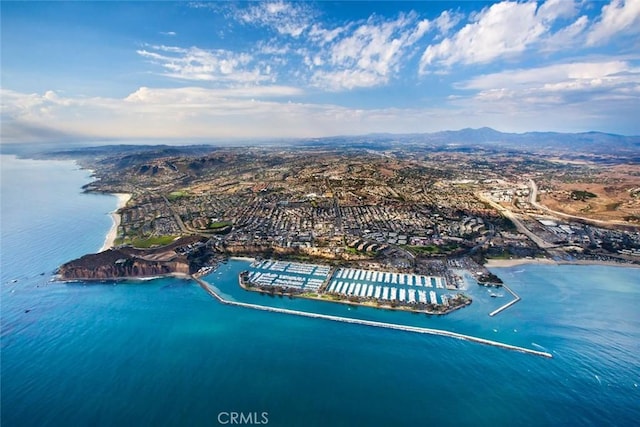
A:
[536,0,579,21]
[125,85,304,103]
[2,82,638,143]
[236,1,315,37]
[311,69,387,91]
[455,59,640,122]
[433,10,462,35]
[137,45,272,83]
[408,18,432,43]
[540,15,589,52]
[418,0,589,73]
[0,86,318,142]
[308,24,347,45]
[160,31,177,36]
[420,1,550,71]
[459,60,637,90]
[586,0,640,45]
[311,12,431,90]
[0,87,465,141]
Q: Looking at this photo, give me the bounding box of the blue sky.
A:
[1,0,639,143]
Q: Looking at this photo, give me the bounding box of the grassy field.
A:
[129,235,178,248]
[167,190,189,201]
[208,220,232,229]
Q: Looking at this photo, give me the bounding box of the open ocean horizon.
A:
[1,154,639,426]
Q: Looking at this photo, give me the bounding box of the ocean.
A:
[1,154,639,426]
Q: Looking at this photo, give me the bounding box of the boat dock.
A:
[193,275,552,359]
[246,260,331,292]
[323,267,451,307]
[488,284,521,317]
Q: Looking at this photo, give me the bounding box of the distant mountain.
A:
[5,127,638,162]
[299,127,640,158]
[429,127,506,143]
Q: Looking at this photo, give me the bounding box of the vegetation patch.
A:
[345,247,373,256]
[402,245,441,255]
[623,214,640,223]
[129,235,178,248]
[477,272,503,285]
[486,250,513,260]
[168,190,189,201]
[570,190,597,201]
[208,220,233,229]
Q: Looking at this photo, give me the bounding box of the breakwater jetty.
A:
[489,284,521,317]
[192,276,551,359]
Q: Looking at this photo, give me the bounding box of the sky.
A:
[1,0,639,143]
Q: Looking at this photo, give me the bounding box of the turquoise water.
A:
[1,154,639,426]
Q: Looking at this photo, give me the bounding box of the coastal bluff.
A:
[57,236,207,280]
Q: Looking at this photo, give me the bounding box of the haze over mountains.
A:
[2,127,638,162]
[303,127,640,157]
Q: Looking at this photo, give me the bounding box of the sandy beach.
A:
[99,193,132,252]
[229,256,256,262]
[485,257,640,269]
[484,258,556,268]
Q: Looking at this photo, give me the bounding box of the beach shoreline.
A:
[484,257,640,269]
[99,193,132,252]
[229,256,256,262]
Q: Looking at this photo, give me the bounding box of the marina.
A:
[241,261,466,314]
[325,267,452,307]
[247,260,331,292]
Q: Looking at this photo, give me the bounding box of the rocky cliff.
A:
[58,236,206,280]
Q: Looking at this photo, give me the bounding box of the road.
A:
[476,192,554,249]
[161,194,188,233]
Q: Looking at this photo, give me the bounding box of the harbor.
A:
[193,275,552,359]
[240,261,470,315]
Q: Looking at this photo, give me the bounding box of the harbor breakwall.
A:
[192,276,552,359]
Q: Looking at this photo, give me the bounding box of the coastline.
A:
[56,272,192,283]
[484,257,640,269]
[99,193,132,252]
[229,256,256,262]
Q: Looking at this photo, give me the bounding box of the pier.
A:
[488,284,521,317]
[193,276,551,359]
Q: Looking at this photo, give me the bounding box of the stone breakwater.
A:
[489,284,521,317]
[193,276,552,359]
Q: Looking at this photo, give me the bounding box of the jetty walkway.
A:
[192,276,552,359]
[489,284,521,317]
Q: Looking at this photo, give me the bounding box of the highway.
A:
[476,192,553,249]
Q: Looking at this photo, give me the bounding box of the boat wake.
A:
[531,342,549,352]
